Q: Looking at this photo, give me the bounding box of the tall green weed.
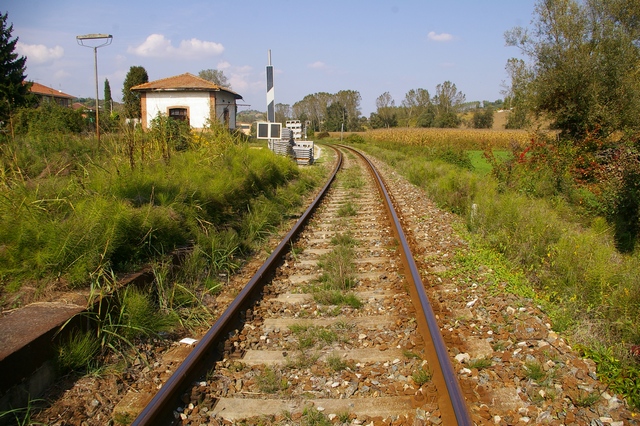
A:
[0,129,302,300]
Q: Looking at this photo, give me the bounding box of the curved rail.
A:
[132,148,343,426]
[341,145,472,426]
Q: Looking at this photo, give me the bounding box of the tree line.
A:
[0,8,493,135]
[276,82,499,132]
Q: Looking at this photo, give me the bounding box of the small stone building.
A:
[130,73,243,130]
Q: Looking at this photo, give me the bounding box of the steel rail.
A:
[341,145,472,426]
[132,147,343,426]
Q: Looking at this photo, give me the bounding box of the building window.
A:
[169,108,188,122]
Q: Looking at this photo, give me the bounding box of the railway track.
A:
[131,145,471,425]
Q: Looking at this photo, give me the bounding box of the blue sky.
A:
[5,0,536,116]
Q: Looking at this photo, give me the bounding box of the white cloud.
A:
[128,34,224,59]
[227,65,254,92]
[308,61,326,69]
[179,38,224,56]
[217,61,231,70]
[53,69,71,80]
[16,42,64,65]
[427,31,453,42]
[235,65,252,73]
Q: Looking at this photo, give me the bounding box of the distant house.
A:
[72,102,93,119]
[237,122,251,136]
[29,82,75,108]
[130,73,243,130]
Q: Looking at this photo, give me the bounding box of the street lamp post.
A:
[76,33,112,146]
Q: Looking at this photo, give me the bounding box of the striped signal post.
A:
[266,50,275,122]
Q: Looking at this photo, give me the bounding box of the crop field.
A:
[365,127,531,150]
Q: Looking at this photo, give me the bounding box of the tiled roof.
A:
[29,82,75,99]
[72,102,92,111]
[130,73,242,99]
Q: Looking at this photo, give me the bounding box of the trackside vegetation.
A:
[0,114,324,311]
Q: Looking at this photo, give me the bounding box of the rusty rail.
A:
[132,148,343,425]
[342,145,472,426]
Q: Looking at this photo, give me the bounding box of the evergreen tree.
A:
[122,66,148,119]
[104,78,112,114]
[0,12,32,127]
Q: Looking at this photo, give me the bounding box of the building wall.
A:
[212,91,238,129]
[144,91,212,128]
[35,95,72,108]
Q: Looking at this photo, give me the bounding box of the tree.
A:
[416,108,436,128]
[375,92,397,128]
[502,58,532,129]
[104,78,112,114]
[198,69,230,88]
[293,91,362,132]
[122,66,148,119]
[0,12,32,128]
[334,90,362,131]
[401,88,432,126]
[275,103,291,124]
[292,92,332,131]
[324,101,347,132]
[433,81,465,128]
[472,106,494,129]
[505,0,640,139]
[504,0,640,251]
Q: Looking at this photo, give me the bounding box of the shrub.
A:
[343,133,365,144]
[13,102,88,137]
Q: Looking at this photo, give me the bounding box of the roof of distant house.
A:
[130,73,242,99]
[29,82,75,99]
[72,102,92,111]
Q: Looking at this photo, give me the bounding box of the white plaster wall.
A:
[145,92,211,128]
